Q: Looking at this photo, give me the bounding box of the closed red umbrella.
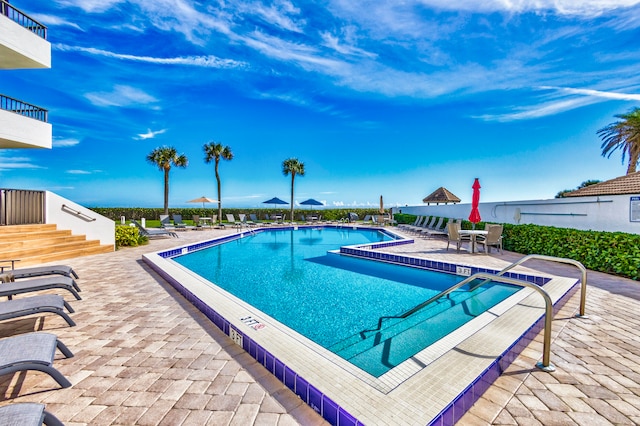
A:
[468,178,481,228]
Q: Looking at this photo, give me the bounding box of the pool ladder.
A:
[361,254,588,372]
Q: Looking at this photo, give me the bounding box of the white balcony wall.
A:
[0,14,50,69]
[400,194,640,235]
[0,108,51,148]
[46,192,116,249]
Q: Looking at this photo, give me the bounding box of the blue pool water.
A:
[173,227,518,376]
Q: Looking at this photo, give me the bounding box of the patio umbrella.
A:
[262,197,288,209]
[187,196,219,209]
[300,198,324,210]
[379,195,385,214]
[468,178,481,229]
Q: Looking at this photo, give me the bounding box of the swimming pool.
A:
[171,227,520,377]
[143,225,580,425]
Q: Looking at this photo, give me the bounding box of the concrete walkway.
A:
[0,227,638,425]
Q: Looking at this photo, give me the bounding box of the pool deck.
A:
[1,226,639,425]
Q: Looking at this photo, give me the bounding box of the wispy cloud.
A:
[30,14,84,30]
[249,0,306,33]
[0,156,44,171]
[55,44,247,68]
[135,129,167,140]
[85,85,158,108]
[53,137,81,147]
[55,0,123,13]
[66,170,92,174]
[540,86,640,101]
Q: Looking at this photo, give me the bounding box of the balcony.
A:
[0,1,50,69]
[0,94,51,148]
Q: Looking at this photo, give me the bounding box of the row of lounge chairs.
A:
[0,262,81,425]
[399,215,453,238]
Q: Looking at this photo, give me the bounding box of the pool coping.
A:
[142,225,579,426]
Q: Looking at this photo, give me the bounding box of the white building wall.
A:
[46,192,115,248]
[399,194,640,235]
[0,14,51,69]
[0,109,52,148]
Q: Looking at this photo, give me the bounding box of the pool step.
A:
[328,282,491,355]
[332,285,517,376]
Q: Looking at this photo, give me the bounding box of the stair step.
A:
[0,240,103,260]
[0,235,86,251]
[11,245,113,267]
[0,224,57,234]
[0,229,73,242]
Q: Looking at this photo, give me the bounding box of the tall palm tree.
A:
[204,142,234,226]
[146,146,188,215]
[282,158,305,223]
[598,107,640,175]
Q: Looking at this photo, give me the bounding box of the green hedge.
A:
[90,207,390,222]
[502,224,640,280]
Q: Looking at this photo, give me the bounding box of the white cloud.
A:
[85,85,158,107]
[66,170,92,174]
[0,156,44,171]
[136,129,167,140]
[539,86,640,101]
[54,44,247,68]
[30,14,84,30]
[53,138,80,147]
[55,0,123,13]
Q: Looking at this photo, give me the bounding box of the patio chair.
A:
[446,222,470,252]
[398,215,421,231]
[0,403,65,426]
[131,219,178,239]
[0,261,79,280]
[0,275,81,301]
[362,215,372,225]
[0,294,76,327]
[0,332,74,388]
[249,214,265,227]
[192,215,204,230]
[239,214,256,227]
[477,224,503,254]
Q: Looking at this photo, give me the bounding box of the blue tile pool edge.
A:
[145,227,575,426]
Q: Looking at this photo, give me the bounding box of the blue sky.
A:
[2,0,640,208]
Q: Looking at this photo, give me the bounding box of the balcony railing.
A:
[1,0,47,39]
[0,94,48,122]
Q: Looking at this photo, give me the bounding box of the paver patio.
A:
[0,226,638,425]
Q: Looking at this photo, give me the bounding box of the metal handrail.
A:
[61,204,96,222]
[493,254,587,317]
[360,272,556,371]
[0,0,47,39]
[0,94,48,122]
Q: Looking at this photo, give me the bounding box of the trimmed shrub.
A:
[502,224,640,280]
[115,225,147,248]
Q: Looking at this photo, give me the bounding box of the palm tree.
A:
[598,107,640,175]
[204,142,234,226]
[282,158,305,223]
[146,146,188,215]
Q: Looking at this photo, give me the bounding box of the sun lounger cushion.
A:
[8,264,79,280]
[0,294,75,327]
[0,276,81,300]
[0,332,74,388]
[0,403,65,426]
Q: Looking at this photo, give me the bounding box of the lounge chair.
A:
[398,215,421,231]
[131,219,178,238]
[0,262,78,280]
[409,216,432,234]
[239,214,256,227]
[421,217,447,238]
[0,294,76,327]
[249,214,264,226]
[226,214,242,229]
[0,276,82,300]
[172,214,190,230]
[159,214,174,229]
[0,403,65,426]
[0,332,74,388]
[477,224,504,254]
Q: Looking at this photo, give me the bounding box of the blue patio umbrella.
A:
[263,197,289,208]
[299,198,324,209]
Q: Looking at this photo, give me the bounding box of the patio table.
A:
[459,229,488,253]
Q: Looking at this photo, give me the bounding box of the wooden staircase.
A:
[0,224,113,267]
